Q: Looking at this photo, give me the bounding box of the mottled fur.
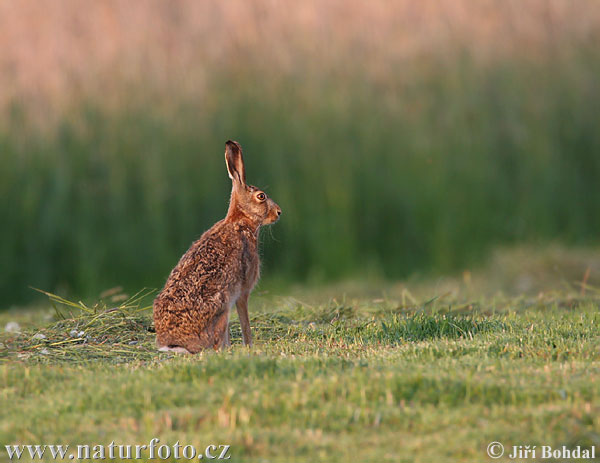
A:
[153,141,281,353]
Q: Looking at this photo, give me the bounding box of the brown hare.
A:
[153,140,282,353]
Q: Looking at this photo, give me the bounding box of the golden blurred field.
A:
[1,0,599,117]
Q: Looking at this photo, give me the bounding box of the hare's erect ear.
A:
[225,140,246,186]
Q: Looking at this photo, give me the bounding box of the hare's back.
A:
[162,224,243,296]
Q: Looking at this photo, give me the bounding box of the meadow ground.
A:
[1,249,599,463]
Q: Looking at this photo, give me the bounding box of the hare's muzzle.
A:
[265,201,282,224]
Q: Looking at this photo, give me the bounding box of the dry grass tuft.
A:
[1,288,157,363]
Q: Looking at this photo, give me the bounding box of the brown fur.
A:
[153,140,281,353]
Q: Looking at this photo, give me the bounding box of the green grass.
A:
[1,281,599,462]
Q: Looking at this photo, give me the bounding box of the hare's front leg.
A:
[236,293,253,347]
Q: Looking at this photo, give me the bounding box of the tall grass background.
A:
[1,1,600,306]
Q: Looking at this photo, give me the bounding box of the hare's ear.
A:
[225,140,246,186]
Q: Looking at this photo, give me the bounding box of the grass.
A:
[1,272,599,462]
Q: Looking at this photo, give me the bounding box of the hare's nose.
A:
[276,208,282,217]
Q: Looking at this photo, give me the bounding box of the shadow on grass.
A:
[333,313,505,345]
[245,303,507,346]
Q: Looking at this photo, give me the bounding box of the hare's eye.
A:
[256,192,266,201]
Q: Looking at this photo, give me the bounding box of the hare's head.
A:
[224,140,282,228]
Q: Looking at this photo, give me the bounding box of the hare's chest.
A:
[240,235,260,289]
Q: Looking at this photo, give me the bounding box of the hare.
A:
[153,140,282,353]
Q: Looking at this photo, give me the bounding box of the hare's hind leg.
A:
[211,311,231,350]
[156,337,202,354]
[156,330,205,354]
[156,337,193,354]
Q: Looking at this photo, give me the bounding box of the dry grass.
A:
[0,288,157,363]
[1,0,599,117]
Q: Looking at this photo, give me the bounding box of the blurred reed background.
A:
[1,0,600,306]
